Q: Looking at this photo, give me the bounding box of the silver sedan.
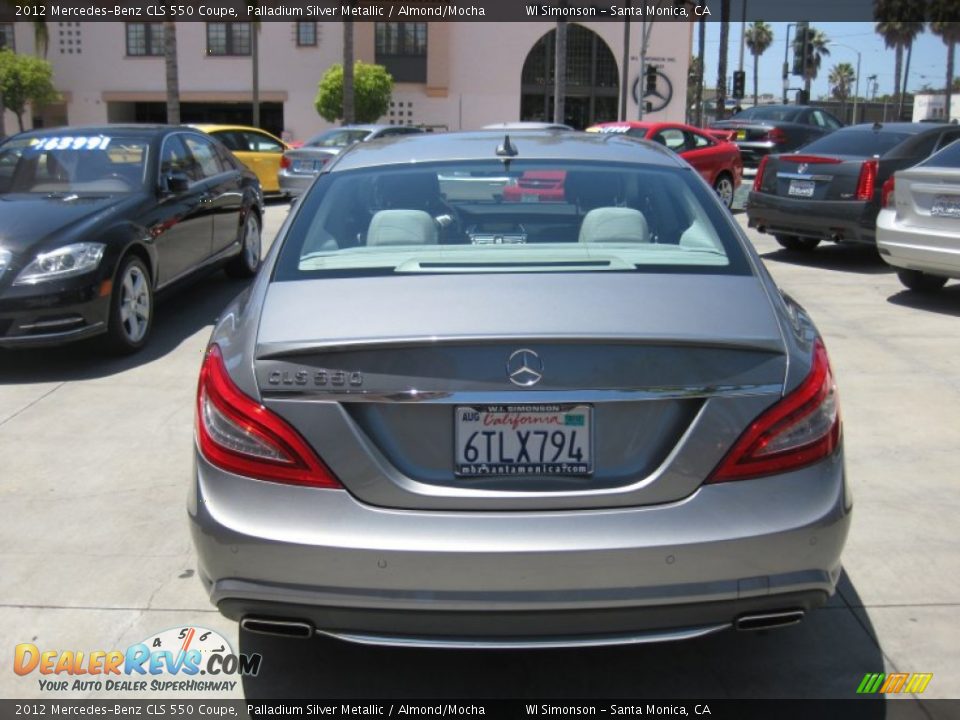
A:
[878,139,960,292]
[189,131,850,649]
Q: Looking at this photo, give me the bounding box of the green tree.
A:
[0,50,58,131]
[829,62,856,117]
[928,2,960,122]
[793,27,830,99]
[744,21,774,107]
[315,61,393,124]
[875,0,926,116]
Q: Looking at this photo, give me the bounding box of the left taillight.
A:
[196,345,342,488]
[855,159,879,201]
[881,176,896,208]
[279,154,291,170]
[708,338,841,482]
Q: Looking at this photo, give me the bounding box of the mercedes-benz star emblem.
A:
[506,349,544,387]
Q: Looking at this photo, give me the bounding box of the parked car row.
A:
[745,120,960,292]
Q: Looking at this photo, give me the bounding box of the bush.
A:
[315,61,393,124]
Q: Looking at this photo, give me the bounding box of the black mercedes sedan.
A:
[0,125,263,352]
[747,122,960,251]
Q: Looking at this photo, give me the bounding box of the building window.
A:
[296,22,316,47]
[126,23,164,56]
[0,23,15,51]
[58,22,81,55]
[375,23,427,83]
[206,22,251,56]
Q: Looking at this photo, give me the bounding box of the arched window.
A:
[520,25,620,129]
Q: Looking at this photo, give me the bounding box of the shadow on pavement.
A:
[760,244,892,276]
[240,572,885,706]
[886,284,960,318]
[0,270,252,384]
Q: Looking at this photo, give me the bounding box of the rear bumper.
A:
[189,449,851,646]
[877,208,960,278]
[278,170,316,197]
[747,192,877,245]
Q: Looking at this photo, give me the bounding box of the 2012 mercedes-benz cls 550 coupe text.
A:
[190,131,851,648]
[0,126,264,352]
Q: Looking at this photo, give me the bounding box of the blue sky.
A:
[696,21,957,101]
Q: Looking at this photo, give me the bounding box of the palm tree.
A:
[343,21,354,124]
[163,22,180,125]
[829,62,856,118]
[928,2,960,122]
[744,21,774,107]
[794,27,830,99]
[33,20,48,57]
[875,1,926,118]
[716,0,730,119]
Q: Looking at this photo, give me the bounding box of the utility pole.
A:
[738,0,746,74]
[782,23,794,105]
[620,3,631,121]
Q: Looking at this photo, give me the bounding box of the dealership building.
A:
[1,20,693,140]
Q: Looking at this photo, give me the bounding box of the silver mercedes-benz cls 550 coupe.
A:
[189,131,851,648]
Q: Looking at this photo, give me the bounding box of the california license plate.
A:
[788,180,816,198]
[454,405,593,476]
[931,194,960,218]
[293,159,319,174]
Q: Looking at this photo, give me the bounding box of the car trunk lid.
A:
[254,273,788,510]
[756,154,878,202]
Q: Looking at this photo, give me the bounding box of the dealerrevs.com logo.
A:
[13,626,261,693]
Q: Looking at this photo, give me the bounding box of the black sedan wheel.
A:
[897,269,948,293]
[775,234,820,252]
[226,212,262,279]
[105,255,153,354]
[713,174,735,209]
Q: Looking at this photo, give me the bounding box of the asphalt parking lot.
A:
[1,199,958,708]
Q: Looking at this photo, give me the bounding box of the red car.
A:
[502,170,566,203]
[588,121,743,208]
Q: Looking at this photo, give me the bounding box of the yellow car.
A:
[191,124,287,195]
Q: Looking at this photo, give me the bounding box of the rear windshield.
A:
[305,129,370,148]
[273,160,752,280]
[799,129,910,157]
[0,133,148,194]
[734,107,801,122]
[919,138,960,168]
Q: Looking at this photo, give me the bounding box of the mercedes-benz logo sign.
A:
[632,69,674,113]
[506,349,544,387]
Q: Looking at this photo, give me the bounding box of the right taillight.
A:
[708,338,841,482]
[196,344,342,489]
[279,154,291,170]
[764,127,788,144]
[855,159,879,201]
[881,175,896,208]
[753,156,770,192]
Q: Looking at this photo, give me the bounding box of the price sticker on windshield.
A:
[29,136,112,152]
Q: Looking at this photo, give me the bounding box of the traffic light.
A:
[645,64,658,95]
[732,70,746,100]
[792,21,809,77]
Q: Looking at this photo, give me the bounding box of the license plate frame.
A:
[931,194,960,218]
[454,404,593,477]
[292,159,319,174]
[788,179,816,198]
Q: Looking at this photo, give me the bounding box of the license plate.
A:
[931,194,960,218]
[292,159,319,174]
[736,130,747,140]
[788,180,816,198]
[454,405,593,476]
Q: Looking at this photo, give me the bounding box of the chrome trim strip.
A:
[0,321,105,344]
[776,173,834,181]
[317,623,730,649]
[261,383,782,404]
[18,317,85,330]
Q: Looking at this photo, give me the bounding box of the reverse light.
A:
[708,338,840,482]
[881,176,896,209]
[196,345,341,488]
[14,242,105,285]
[855,159,879,201]
[753,156,770,192]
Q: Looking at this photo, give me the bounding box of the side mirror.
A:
[163,172,190,194]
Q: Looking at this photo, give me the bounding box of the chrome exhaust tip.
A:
[735,609,805,632]
[240,617,314,639]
